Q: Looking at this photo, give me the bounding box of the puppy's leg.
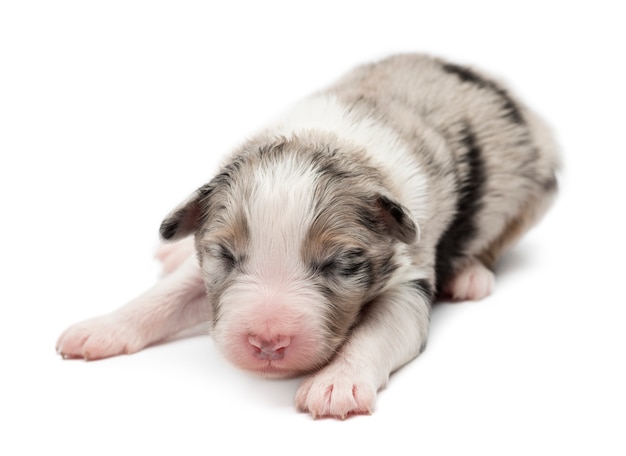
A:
[443,188,557,302]
[56,255,209,360]
[155,237,196,274]
[296,280,431,419]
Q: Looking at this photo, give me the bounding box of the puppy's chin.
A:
[247,364,309,380]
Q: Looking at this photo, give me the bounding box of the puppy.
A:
[57,54,559,419]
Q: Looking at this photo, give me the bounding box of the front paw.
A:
[56,314,145,361]
[295,363,378,419]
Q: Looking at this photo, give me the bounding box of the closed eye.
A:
[318,248,369,278]
[208,243,238,270]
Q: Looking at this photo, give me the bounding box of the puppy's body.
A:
[57,54,559,419]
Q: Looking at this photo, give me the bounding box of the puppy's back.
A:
[326,53,560,286]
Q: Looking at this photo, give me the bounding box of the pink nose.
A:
[248,335,291,360]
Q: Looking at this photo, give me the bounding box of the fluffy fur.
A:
[57,54,559,419]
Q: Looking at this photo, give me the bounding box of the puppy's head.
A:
[160,135,417,377]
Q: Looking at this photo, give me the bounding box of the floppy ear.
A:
[376,195,418,244]
[159,190,203,241]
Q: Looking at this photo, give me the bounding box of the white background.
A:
[1,1,625,454]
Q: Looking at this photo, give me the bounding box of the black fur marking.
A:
[159,198,202,241]
[408,279,434,302]
[159,208,186,240]
[441,63,525,125]
[435,125,486,295]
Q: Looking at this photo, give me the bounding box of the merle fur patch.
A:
[435,125,486,293]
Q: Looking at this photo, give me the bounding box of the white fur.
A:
[296,284,427,418]
[202,158,341,376]
[56,256,207,360]
[245,154,318,272]
[270,95,430,223]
